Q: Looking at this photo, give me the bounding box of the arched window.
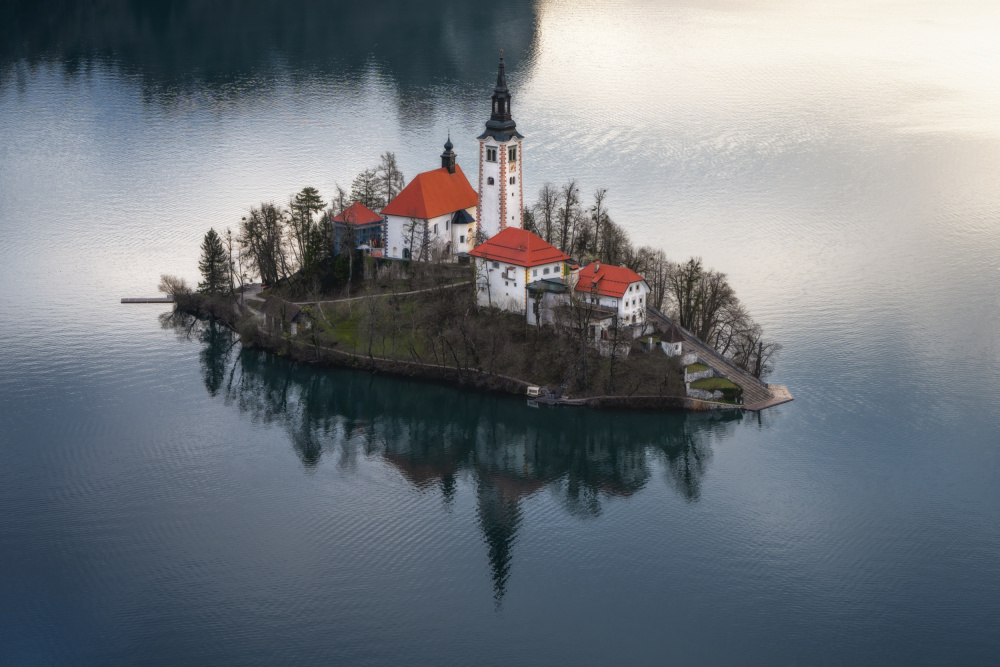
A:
[487,177,495,185]
[509,176,515,185]
[402,248,410,259]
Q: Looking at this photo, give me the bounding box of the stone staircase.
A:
[648,307,774,408]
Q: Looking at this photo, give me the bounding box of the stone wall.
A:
[686,387,724,401]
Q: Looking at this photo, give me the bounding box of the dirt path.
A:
[292,280,472,307]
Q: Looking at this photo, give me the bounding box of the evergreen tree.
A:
[351,168,384,212]
[198,228,229,295]
[291,187,325,225]
[289,187,326,275]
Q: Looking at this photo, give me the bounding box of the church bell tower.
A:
[476,52,524,242]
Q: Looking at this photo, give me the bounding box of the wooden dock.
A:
[121,297,173,303]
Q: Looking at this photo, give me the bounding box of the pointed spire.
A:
[480,50,523,142]
[495,49,508,94]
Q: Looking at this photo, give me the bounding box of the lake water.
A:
[2,1,999,664]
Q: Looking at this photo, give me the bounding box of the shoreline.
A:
[175,295,757,413]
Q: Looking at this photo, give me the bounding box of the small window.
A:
[392,247,397,255]
[403,248,410,259]
[486,147,498,162]
[433,224,438,234]
[543,267,550,275]
[493,261,499,269]
[505,281,509,287]
[508,146,517,162]
[460,235,465,243]
[445,220,449,230]
[510,176,516,185]
[487,177,495,185]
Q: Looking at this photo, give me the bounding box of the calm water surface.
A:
[2,1,999,664]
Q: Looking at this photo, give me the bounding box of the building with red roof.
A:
[332,202,385,255]
[383,138,479,261]
[574,261,650,328]
[468,227,569,315]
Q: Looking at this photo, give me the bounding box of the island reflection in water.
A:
[169,313,746,603]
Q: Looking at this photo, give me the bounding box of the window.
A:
[543,267,550,275]
[487,177,495,185]
[403,248,410,259]
[445,220,449,230]
[508,146,517,162]
[505,281,509,287]
[493,261,499,269]
[392,247,397,256]
[486,147,498,162]
[532,269,537,277]
[433,224,438,234]
[460,235,465,243]
[509,176,516,185]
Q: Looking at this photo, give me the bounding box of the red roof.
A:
[381,165,478,219]
[575,262,646,298]
[332,201,383,225]
[468,227,570,268]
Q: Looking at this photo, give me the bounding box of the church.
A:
[380,52,651,340]
[382,53,524,260]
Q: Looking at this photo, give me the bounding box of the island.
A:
[162,53,791,412]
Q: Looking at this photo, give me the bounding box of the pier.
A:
[121,297,174,303]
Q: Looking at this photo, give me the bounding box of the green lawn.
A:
[685,363,709,373]
[690,377,739,391]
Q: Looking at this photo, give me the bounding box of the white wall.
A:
[577,280,650,332]
[386,207,477,260]
[618,280,650,325]
[526,262,564,282]
[477,137,523,240]
[474,257,528,314]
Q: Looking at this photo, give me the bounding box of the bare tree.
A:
[238,203,289,286]
[590,188,609,258]
[533,182,559,244]
[223,228,241,297]
[331,183,349,216]
[600,219,633,267]
[158,274,191,296]
[557,180,580,253]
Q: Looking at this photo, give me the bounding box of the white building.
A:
[476,52,524,241]
[573,262,651,338]
[468,227,569,315]
[382,138,478,261]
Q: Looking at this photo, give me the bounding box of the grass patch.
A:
[685,363,709,373]
[690,377,739,391]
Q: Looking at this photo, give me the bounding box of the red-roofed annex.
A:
[467,227,570,267]
[575,262,646,298]
[332,202,382,225]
